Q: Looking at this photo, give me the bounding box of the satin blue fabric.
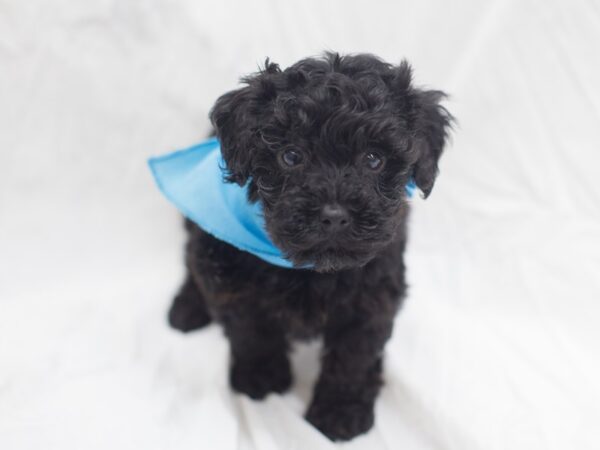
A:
[148,138,416,269]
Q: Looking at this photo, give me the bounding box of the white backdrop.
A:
[1,0,600,449]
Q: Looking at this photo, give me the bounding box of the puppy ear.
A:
[209,59,281,185]
[410,89,453,198]
[209,87,256,185]
[387,61,453,198]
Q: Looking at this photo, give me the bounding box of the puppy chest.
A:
[266,276,353,340]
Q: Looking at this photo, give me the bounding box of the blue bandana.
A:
[148,138,416,269]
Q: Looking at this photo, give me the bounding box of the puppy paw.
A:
[306,397,375,441]
[168,290,211,332]
[230,354,292,400]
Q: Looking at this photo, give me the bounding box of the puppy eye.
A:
[364,152,383,170]
[281,149,303,167]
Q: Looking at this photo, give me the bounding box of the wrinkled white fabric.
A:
[1,1,599,449]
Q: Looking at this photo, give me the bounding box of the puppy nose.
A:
[320,203,350,231]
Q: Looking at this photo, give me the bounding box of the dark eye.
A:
[364,152,383,170]
[281,149,303,167]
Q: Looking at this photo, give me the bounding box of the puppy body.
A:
[167,53,452,441]
[171,221,406,440]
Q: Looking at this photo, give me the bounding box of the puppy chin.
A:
[290,248,375,273]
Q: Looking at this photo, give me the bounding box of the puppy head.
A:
[210,52,453,272]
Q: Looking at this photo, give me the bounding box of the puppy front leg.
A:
[222,312,292,400]
[306,317,394,441]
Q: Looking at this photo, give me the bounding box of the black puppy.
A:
[168,52,452,441]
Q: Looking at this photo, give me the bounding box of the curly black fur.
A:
[168,52,453,441]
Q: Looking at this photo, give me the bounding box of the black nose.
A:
[320,203,350,231]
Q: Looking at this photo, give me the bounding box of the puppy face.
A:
[210,53,452,272]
